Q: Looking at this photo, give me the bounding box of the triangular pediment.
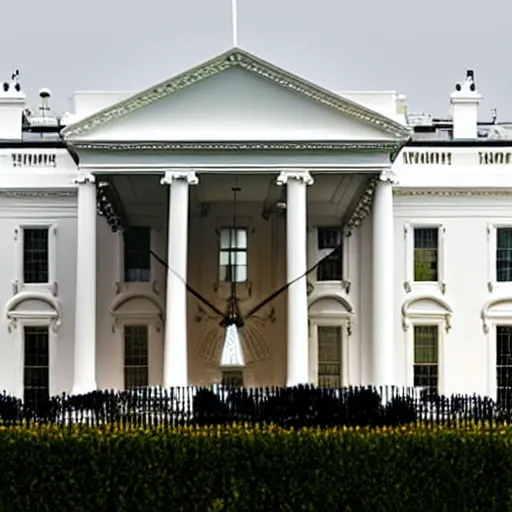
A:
[62,48,410,143]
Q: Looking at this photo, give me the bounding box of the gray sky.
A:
[2,0,510,120]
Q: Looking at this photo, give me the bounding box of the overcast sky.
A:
[2,0,510,120]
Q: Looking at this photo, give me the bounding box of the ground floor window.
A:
[124,325,149,389]
[221,370,244,387]
[413,325,438,393]
[317,326,342,388]
[497,325,512,405]
[23,326,49,407]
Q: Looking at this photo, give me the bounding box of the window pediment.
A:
[482,297,512,333]
[109,293,164,330]
[308,293,354,318]
[402,295,452,332]
[5,292,61,332]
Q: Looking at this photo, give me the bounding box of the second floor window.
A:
[219,228,247,282]
[316,227,342,281]
[23,227,49,283]
[497,228,512,282]
[414,227,438,282]
[124,227,151,282]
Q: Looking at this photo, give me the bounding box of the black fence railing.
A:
[2,385,512,429]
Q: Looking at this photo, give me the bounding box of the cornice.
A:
[70,141,400,152]
[344,177,378,232]
[62,49,410,141]
[394,188,512,197]
[0,190,77,199]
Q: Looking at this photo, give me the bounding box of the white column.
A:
[277,170,313,387]
[72,173,97,395]
[372,170,395,386]
[160,170,198,388]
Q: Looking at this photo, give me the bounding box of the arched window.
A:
[308,294,354,387]
[109,293,164,390]
[402,295,452,394]
[481,298,512,400]
[5,292,62,402]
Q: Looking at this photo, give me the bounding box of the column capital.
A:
[160,170,199,186]
[277,170,314,186]
[379,169,398,184]
[72,172,95,185]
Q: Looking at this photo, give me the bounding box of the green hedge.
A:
[0,423,511,511]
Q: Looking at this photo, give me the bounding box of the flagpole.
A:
[231,0,238,47]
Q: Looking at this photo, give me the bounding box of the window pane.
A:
[23,326,49,407]
[124,227,151,282]
[318,228,340,249]
[235,266,247,282]
[497,228,512,282]
[124,325,149,389]
[413,325,438,393]
[23,228,49,283]
[236,229,247,249]
[317,254,342,281]
[219,228,248,282]
[318,326,341,388]
[414,228,438,281]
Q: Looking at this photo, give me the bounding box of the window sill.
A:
[404,281,446,294]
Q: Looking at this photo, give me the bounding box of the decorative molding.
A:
[5,292,62,334]
[160,170,199,186]
[401,295,452,333]
[379,169,398,184]
[481,297,512,334]
[276,170,314,186]
[70,141,402,152]
[109,292,165,333]
[344,178,378,231]
[72,172,95,185]
[394,188,512,197]
[0,190,77,199]
[62,49,410,140]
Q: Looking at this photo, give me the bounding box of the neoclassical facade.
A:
[0,49,511,402]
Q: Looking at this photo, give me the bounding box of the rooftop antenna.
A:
[231,0,238,47]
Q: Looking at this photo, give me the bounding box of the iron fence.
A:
[1,385,511,429]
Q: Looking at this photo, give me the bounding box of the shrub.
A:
[0,422,511,511]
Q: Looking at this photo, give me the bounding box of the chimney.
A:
[450,69,482,139]
[0,70,26,140]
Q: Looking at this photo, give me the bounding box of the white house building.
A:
[0,48,511,404]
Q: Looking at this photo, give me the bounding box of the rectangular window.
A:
[316,227,342,281]
[219,228,247,282]
[124,227,151,282]
[23,228,49,283]
[413,325,438,393]
[497,228,512,282]
[317,326,342,388]
[23,326,49,408]
[414,228,438,282]
[222,370,244,387]
[124,325,149,389]
[496,326,512,404]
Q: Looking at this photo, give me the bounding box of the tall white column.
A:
[160,170,198,388]
[72,173,97,395]
[372,170,396,386]
[277,170,313,387]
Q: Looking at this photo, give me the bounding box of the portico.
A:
[62,47,409,392]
